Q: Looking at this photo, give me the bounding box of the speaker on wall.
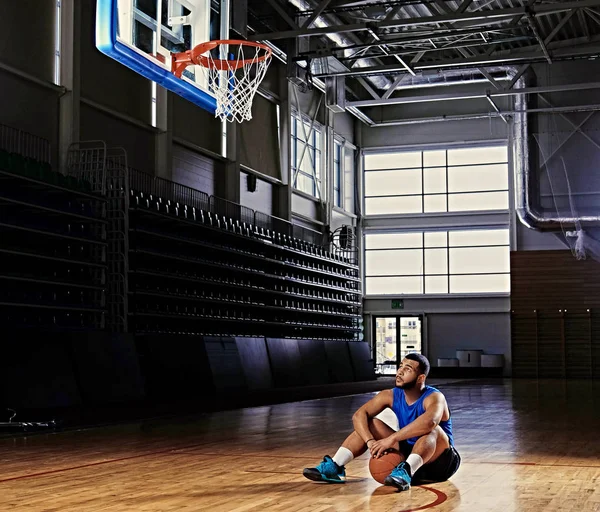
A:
[247,174,257,192]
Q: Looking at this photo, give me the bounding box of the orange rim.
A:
[172,40,272,77]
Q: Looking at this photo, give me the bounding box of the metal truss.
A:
[248,0,600,117]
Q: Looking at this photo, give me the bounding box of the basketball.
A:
[368,451,403,484]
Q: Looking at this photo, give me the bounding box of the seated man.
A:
[302,353,460,490]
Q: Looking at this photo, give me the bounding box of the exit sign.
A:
[391,299,404,309]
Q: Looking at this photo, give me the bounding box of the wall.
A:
[427,313,511,374]
[172,144,219,197]
[240,172,274,216]
[0,0,60,166]
[364,297,511,375]
[511,250,600,378]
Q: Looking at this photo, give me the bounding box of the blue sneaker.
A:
[384,461,412,491]
[303,455,346,483]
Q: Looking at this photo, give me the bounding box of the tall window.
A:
[334,140,342,208]
[291,113,323,198]
[364,145,509,215]
[365,229,510,295]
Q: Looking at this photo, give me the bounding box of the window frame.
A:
[363,143,509,216]
[333,137,343,209]
[291,110,324,199]
[364,228,511,297]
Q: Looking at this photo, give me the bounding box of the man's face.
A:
[395,358,421,389]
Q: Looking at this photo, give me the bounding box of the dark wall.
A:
[0,336,375,410]
[0,0,56,83]
[80,0,152,123]
[80,103,156,172]
[511,250,600,378]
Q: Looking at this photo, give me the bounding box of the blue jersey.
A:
[391,385,454,446]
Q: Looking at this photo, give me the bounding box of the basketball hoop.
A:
[172,40,272,123]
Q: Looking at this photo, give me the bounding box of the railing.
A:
[130,169,328,249]
[0,123,52,164]
[210,196,254,226]
[129,168,210,213]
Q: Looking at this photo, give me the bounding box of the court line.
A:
[397,486,448,512]
[0,442,210,484]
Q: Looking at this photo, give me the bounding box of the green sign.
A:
[391,299,404,309]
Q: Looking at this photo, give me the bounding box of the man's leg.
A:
[340,417,398,458]
[303,418,400,483]
[384,427,450,491]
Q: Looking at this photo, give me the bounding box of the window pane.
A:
[448,191,508,211]
[424,195,447,213]
[297,121,309,142]
[449,229,509,247]
[423,167,446,194]
[425,276,448,294]
[425,249,448,274]
[296,173,313,195]
[365,169,422,196]
[365,233,423,250]
[447,146,508,165]
[365,196,423,215]
[447,164,508,193]
[449,246,510,274]
[366,276,423,295]
[366,249,423,276]
[365,151,421,170]
[423,150,446,167]
[424,232,447,248]
[450,274,510,293]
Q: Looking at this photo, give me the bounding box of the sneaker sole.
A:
[302,469,346,484]
[383,476,410,491]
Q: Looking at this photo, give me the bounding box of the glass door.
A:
[399,316,422,361]
[374,315,423,375]
[374,316,398,375]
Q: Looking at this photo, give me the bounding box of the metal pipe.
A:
[348,81,600,108]
[513,72,600,230]
[371,104,600,126]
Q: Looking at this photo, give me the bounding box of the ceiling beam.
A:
[301,0,332,29]
[296,26,517,60]
[314,38,600,78]
[457,0,475,14]
[346,81,600,108]
[370,104,600,127]
[249,1,600,41]
[264,0,298,29]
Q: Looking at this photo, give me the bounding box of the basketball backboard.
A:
[96,0,226,114]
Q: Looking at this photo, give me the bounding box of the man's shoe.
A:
[303,455,346,483]
[384,461,412,491]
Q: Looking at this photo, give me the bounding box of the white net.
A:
[198,43,272,123]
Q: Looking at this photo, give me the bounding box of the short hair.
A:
[405,353,430,377]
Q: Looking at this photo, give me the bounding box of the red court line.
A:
[402,486,448,512]
[0,443,209,484]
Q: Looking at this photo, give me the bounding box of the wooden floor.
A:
[2,379,600,512]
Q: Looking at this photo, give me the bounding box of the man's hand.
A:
[369,436,397,458]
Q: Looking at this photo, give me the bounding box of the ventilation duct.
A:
[513,71,600,230]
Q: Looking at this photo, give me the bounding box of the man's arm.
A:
[352,389,394,444]
[370,392,446,458]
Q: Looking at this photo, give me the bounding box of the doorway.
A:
[373,315,423,375]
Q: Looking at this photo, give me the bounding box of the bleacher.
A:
[0,126,362,342]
